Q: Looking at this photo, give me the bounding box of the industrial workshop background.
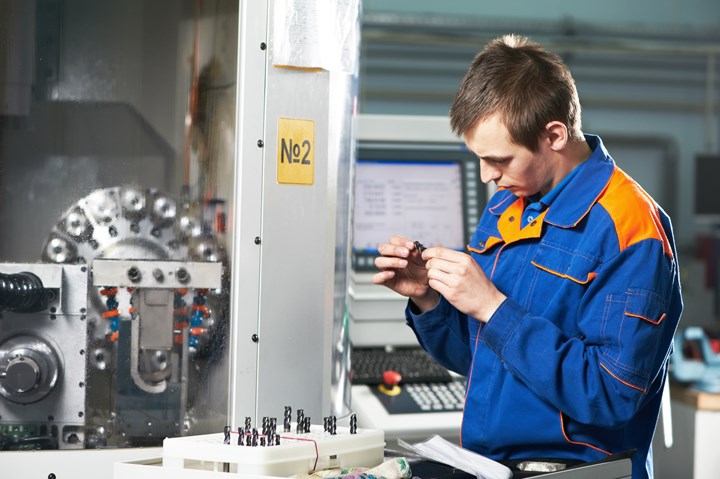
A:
[360,0,720,329]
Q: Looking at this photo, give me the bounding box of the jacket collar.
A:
[488,134,615,229]
[544,135,615,228]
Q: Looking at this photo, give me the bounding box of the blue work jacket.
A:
[406,135,682,479]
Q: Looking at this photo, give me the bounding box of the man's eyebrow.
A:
[478,154,512,162]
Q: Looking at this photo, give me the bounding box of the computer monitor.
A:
[693,153,720,319]
[348,115,488,347]
[695,153,720,224]
[351,146,483,271]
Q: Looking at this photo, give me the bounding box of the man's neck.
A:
[566,137,593,169]
[539,138,592,197]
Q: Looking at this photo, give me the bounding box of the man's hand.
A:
[372,235,440,312]
[422,247,506,322]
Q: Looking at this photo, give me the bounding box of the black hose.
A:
[0,434,58,450]
[0,271,48,312]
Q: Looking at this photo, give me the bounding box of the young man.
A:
[373,34,682,479]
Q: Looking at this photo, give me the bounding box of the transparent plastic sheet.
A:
[397,435,512,479]
[272,0,359,72]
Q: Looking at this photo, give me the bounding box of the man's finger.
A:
[377,242,410,258]
[423,246,466,262]
[390,235,413,247]
[375,256,408,269]
[371,270,395,285]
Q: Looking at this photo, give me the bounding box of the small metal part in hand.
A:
[413,240,426,253]
[517,461,567,472]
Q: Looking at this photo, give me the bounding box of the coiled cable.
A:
[0,271,48,312]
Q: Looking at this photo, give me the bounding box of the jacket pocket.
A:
[530,243,600,285]
[624,288,667,325]
[600,289,668,394]
[522,244,600,318]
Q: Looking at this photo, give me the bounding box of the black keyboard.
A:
[351,347,453,385]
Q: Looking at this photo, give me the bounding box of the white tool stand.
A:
[116,420,385,479]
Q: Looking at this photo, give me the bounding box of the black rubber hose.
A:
[0,434,58,450]
[0,271,48,312]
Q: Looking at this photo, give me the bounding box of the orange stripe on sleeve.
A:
[559,412,612,456]
[625,312,666,325]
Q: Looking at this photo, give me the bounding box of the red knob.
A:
[383,370,402,387]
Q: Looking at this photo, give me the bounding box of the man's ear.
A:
[543,121,568,151]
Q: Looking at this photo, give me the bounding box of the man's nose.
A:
[480,161,500,184]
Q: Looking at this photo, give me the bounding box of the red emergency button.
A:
[378,370,402,396]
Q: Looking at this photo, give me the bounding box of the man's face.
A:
[463,113,557,198]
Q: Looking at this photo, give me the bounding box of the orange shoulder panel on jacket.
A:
[597,167,673,258]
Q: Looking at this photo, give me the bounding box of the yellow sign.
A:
[277,118,315,185]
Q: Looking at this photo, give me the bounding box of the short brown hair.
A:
[449,34,583,152]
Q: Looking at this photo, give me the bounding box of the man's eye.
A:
[485,158,507,165]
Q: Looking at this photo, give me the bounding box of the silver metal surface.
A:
[259,64,335,420]
[328,67,359,419]
[517,461,567,472]
[0,335,61,404]
[42,187,191,267]
[228,0,357,426]
[92,259,223,289]
[227,0,270,425]
[135,289,174,351]
[0,263,88,450]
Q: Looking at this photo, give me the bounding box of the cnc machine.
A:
[0,0,359,476]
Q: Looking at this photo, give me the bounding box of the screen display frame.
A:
[351,142,485,272]
[695,153,720,224]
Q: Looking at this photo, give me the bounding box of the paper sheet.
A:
[273,0,359,73]
[398,435,512,479]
